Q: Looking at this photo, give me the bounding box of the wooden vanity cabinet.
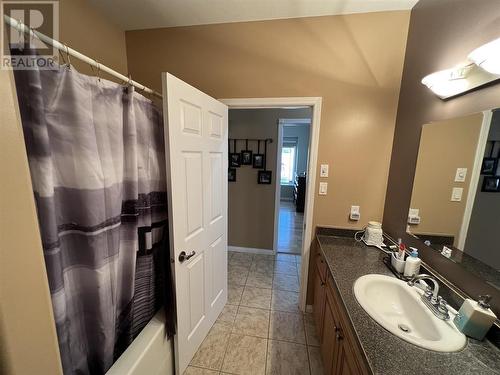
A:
[313,243,327,338]
[312,240,371,375]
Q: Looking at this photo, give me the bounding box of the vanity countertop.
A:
[316,234,500,375]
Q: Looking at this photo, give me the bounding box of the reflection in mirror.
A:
[408,110,500,290]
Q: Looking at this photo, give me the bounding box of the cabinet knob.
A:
[336,330,344,341]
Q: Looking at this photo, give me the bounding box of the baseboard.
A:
[228,246,275,255]
[305,304,313,314]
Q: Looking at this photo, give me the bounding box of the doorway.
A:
[221,97,322,311]
[277,118,311,255]
[185,97,322,374]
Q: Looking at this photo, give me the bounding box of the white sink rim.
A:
[353,274,466,352]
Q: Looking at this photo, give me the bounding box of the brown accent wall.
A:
[59,0,128,80]
[409,114,482,244]
[383,0,500,313]
[228,108,311,250]
[0,0,128,373]
[125,11,410,232]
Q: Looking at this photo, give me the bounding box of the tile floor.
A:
[184,251,324,375]
[277,201,304,255]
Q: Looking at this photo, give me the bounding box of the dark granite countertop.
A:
[316,234,500,375]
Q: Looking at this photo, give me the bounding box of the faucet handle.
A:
[424,285,433,299]
[438,298,448,313]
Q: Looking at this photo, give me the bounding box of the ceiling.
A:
[89,0,418,31]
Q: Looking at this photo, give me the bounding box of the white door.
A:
[162,73,228,374]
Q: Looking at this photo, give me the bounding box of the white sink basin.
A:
[353,274,466,352]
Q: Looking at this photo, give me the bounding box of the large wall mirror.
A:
[407,110,500,291]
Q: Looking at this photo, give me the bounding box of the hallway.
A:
[277,201,304,255]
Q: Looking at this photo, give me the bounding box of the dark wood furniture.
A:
[312,239,371,375]
[293,174,306,212]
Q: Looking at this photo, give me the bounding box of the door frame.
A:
[275,118,312,252]
[457,110,493,248]
[220,97,322,311]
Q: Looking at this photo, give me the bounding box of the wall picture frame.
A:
[481,157,497,175]
[230,153,241,168]
[241,150,253,165]
[258,170,272,184]
[253,154,265,169]
[482,176,500,192]
[228,168,236,182]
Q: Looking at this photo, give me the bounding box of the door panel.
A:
[209,152,223,223]
[210,236,225,306]
[187,254,205,337]
[162,73,228,374]
[183,151,204,238]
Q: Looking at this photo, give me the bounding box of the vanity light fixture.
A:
[468,37,500,75]
[421,64,474,99]
[422,37,500,99]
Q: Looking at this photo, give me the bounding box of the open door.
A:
[162,73,228,373]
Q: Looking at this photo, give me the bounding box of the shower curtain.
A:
[14,62,173,374]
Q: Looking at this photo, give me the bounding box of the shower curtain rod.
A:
[3,15,163,99]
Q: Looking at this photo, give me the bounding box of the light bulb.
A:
[468,37,500,76]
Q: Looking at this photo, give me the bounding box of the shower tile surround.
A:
[185,251,324,375]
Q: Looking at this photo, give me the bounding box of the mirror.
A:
[408,110,500,290]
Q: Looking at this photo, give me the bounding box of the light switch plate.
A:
[455,168,467,182]
[451,187,463,202]
[320,164,329,178]
[319,182,328,195]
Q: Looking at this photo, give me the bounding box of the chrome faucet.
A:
[408,274,440,302]
[408,274,450,320]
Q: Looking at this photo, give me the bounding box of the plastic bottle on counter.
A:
[403,248,421,277]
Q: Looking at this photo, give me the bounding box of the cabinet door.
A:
[313,265,326,338]
[321,291,338,375]
[335,332,360,375]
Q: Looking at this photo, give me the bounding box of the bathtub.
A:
[106,310,174,375]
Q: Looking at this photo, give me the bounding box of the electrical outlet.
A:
[408,208,420,217]
[408,208,421,224]
[350,206,360,221]
[320,164,329,178]
[319,182,328,195]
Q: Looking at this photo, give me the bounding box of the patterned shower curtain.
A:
[14,62,173,374]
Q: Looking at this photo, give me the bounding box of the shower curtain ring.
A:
[95,60,101,82]
[17,19,24,51]
[64,44,71,69]
[28,26,34,49]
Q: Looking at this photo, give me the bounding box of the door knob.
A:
[179,251,196,263]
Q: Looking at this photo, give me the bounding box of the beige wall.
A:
[0,1,128,373]
[0,71,63,375]
[409,114,483,244]
[125,11,410,232]
[228,108,312,250]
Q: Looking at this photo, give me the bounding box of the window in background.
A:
[281,145,297,184]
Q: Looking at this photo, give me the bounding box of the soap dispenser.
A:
[403,248,421,277]
[453,295,498,340]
